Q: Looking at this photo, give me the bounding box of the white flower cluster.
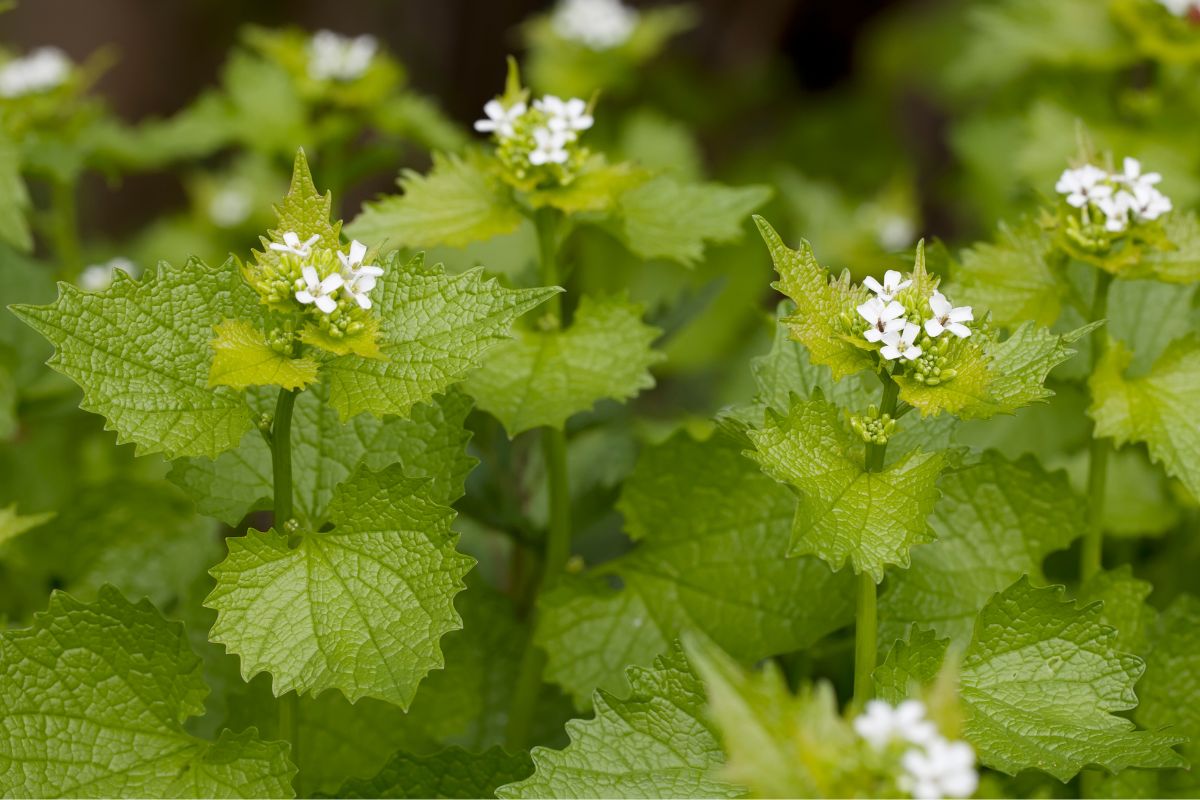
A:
[856,270,972,363]
[1055,158,1172,234]
[307,30,377,82]
[79,257,138,292]
[271,233,383,314]
[475,94,594,168]
[552,0,639,50]
[854,699,978,800]
[1156,0,1200,16]
[0,47,71,99]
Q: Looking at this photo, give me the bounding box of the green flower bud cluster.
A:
[245,244,373,344]
[849,404,897,445]
[494,107,589,188]
[908,334,959,386]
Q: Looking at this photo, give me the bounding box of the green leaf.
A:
[0,131,32,252]
[746,398,943,581]
[0,586,295,798]
[0,502,53,548]
[209,318,319,391]
[1078,567,1156,656]
[529,158,648,215]
[465,295,662,435]
[271,149,340,248]
[1139,211,1200,284]
[1089,337,1200,500]
[321,253,558,421]
[11,258,258,458]
[879,452,1086,646]
[614,176,770,266]
[536,432,855,705]
[959,578,1186,780]
[206,464,474,707]
[169,386,475,528]
[874,627,950,705]
[347,153,523,250]
[951,220,1065,328]
[497,643,743,799]
[328,747,533,799]
[1108,280,1198,376]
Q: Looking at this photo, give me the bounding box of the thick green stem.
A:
[50,179,83,281]
[1081,270,1113,581]
[272,388,298,525]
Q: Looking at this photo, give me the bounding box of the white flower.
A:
[1156,0,1200,16]
[0,47,71,98]
[474,99,527,139]
[858,297,907,343]
[552,0,639,50]
[1054,165,1112,209]
[337,240,385,310]
[294,265,343,314]
[1115,157,1162,191]
[881,322,923,361]
[1096,191,1133,232]
[901,737,979,800]
[1129,182,1173,222]
[534,95,594,137]
[853,700,939,750]
[924,292,973,339]
[270,231,321,258]
[208,187,252,228]
[307,30,377,82]
[78,257,138,292]
[529,126,571,166]
[863,269,912,301]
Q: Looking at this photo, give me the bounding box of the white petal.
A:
[864,328,885,343]
[320,273,344,293]
[880,345,901,360]
[302,234,321,250]
[882,300,906,321]
[474,119,498,132]
[295,290,316,305]
[348,240,367,265]
[904,345,923,360]
[315,295,338,314]
[354,292,372,310]
[857,298,882,323]
[509,101,527,117]
[573,114,594,130]
[301,265,319,287]
[925,318,945,338]
[863,276,885,296]
[883,270,903,289]
[929,292,952,318]
[483,99,505,121]
[902,321,921,345]
[283,232,301,248]
[529,150,549,166]
[895,279,912,292]
[947,322,972,338]
[948,306,973,323]
[884,317,907,334]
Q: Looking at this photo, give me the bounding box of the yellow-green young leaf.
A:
[615,176,771,266]
[11,258,258,459]
[1139,211,1200,284]
[746,398,943,582]
[536,432,855,706]
[496,643,744,800]
[951,220,1066,328]
[874,627,950,706]
[1089,337,1200,500]
[270,149,340,248]
[321,253,559,421]
[206,465,474,708]
[528,157,649,215]
[297,315,383,360]
[0,587,296,798]
[0,131,32,253]
[756,216,877,380]
[326,747,533,799]
[346,152,523,250]
[960,578,1186,781]
[465,295,662,435]
[209,319,319,391]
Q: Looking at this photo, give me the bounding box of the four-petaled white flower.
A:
[0,47,71,98]
[881,322,923,361]
[337,240,385,309]
[858,297,907,343]
[1054,165,1112,209]
[863,269,912,301]
[1055,158,1173,232]
[1116,157,1162,191]
[307,30,377,82]
[295,265,343,314]
[474,99,528,139]
[925,292,973,339]
[270,231,321,258]
[853,700,939,750]
[529,126,571,166]
[901,738,979,800]
[535,95,594,138]
[552,0,639,50]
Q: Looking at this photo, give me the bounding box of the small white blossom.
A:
[552,0,639,50]
[474,99,527,139]
[529,126,571,166]
[1054,165,1112,209]
[337,240,385,310]
[295,265,343,314]
[0,47,71,98]
[307,30,377,82]
[901,737,979,800]
[78,257,138,292]
[924,292,973,339]
[1056,158,1173,233]
[1115,157,1162,192]
[534,95,594,138]
[270,231,321,258]
[877,214,916,251]
[208,187,252,228]
[858,297,907,343]
[863,269,912,302]
[853,700,939,750]
[881,322,923,362]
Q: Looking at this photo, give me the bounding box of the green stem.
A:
[272,388,298,525]
[1081,270,1113,582]
[50,179,83,281]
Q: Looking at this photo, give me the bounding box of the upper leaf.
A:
[0,131,32,253]
[1138,211,1200,284]
[206,464,474,708]
[271,149,340,248]
[951,221,1066,329]
[874,627,950,706]
[327,746,533,799]
[0,586,295,798]
[465,295,663,435]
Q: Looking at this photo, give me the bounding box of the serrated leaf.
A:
[0,586,295,798]
[529,158,648,215]
[536,432,855,705]
[209,318,319,390]
[746,398,943,581]
[959,578,1186,780]
[271,149,340,247]
[206,464,474,707]
[1108,280,1198,376]
[465,295,662,435]
[879,452,1086,646]
[1078,567,1156,656]
[1089,336,1200,500]
[11,258,257,458]
[0,131,32,253]
[169,386,475,528]
[1139,211,1200,284]
[614,176,770,266]
[347,153,523,250]
[874,627,950,705]
[951,221,1065,328]
[327,747,533,799]
[497,643,743,799]
[321,253,558,420]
